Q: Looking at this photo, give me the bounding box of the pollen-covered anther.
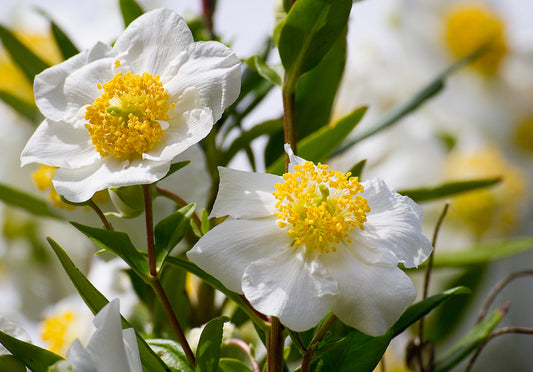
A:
[85,71,174,160]
[274,161,370,254]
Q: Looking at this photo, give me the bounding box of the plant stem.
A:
[155,186,203,234]
[267,317,284,372]
[88,199,113,230]
[301,314,337,372]
[142,184,157,277]
[282,78,297,171]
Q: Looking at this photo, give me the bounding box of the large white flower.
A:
[188,145,432,336]
[20,8,241,202]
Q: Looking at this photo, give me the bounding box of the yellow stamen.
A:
[273,161,370,255]
[85,71,174,160]
[40,310,77,356]
[444,3,507,75]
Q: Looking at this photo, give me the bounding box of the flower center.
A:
[85,69,174,160]
[273,161,370,254]
[40,310,77,356]
[443,3,507,75]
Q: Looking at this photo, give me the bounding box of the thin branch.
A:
[88,199,113,230]
[267,317,284,372]
[226,338,260,372]
[142,184,157,277]
[301,314,337,372]
[155,186,203,234]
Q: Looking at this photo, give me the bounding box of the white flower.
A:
[55,299,142,372]
[20,8,241,202]
[188,145,432,336]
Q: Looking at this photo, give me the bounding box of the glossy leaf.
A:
[0,330,62,372]
[119,0,144,27]
[71,222,149,278]
[46,238,170,372]
[196,316,229,372]
[0,24,49,82]
[0,183,63,220]
[268,106,367,174]
[219,358,253,372]
[148,339,193,372]
[0,90,42,124]
[154,203,195,269]
[245,55,282,86]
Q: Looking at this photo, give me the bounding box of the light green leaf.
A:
[435,308,505,372]
[71,222,149,278]
[0,183,63,220]
[278,0,351,80]
[0,24,49,82]
[108,185,144,218]
[399,177,501,203]
[119,0,144,27]
[268,106,367,174]
[0,331,62,372]
[148,339,193,372]
[245,55,283,86]
[154,203,195,269]
[200,209,210,235]
[46,237,170,372]
[218,358,253,372]
[0,90,42,124]
[196,316,229,372]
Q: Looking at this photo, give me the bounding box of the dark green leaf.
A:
[154,203,195,269]
[119,0,144,27]
[0,24,49,82]
[218,358,253,372]
[50,21,79,59]
[46,238,170,372]
[348,159,367,179]
[0,331,62,372]
[0,355,26,372]
[196,316,229,372]
[0,90,42,123]
[434,308,505,372]
[278,0,351,79]
[268,106,367,175]
[399,177,501,203]
[148,339,193,372]
[0,183,63,220]
[71,222,149,278]
[245,55,282,86]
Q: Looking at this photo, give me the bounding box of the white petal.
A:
[86,299,131,372]
[122,328,142,372]
[284,143,307,172]
[242,250,337,331]
[163,40,241,121]
[187,217,289,293]
[358,178,432,267]
[66,339,96,372]
[320,248,416,336]
[20,119,98,168]
[114,9,194,77]
[35,42,114,122]
[211,167,281,219]
[53,158,170,202]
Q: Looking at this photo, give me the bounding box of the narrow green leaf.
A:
[435,308,505,372]
[348,159,367,179]
[0,330,62,372]
[196,316,229,372]
[0,355,27,372]
[200,209,210,235]
[161,161,190,181]
[0,90,42,124]
[245,55,283,86]
[0,183,63,220]
[430,238,533,268]
[154,203,195,269]
[46,237,170,372]
[0,24,49,82]
[50,21,79,59]
[218,358,253,372]
[148,339,193,372]
[268,106,367,175]
[399,177,501,203]
[71,222,149,278]
[278,0,351,78]
[119,0,144,27]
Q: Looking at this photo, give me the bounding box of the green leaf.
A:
[348,159,367,179]
[268,106,367,175]
[46,237,170,372]
[108,185,144,218]
[154,203,195,269]
[218,358,253,372]
[200,209,210,235]
[0,24,49,82]
[399,177,501,203]
[0,90,42,123]
[71,222,149,278]
[278,0,351,79]
[35,9,79,60]
[0,331,62,372]
[148,339,193,372]
[0,355,26,372]
[245,55,283,86]
[161,161,191,181]
[434,308,505,372]
[196,316,229,372]
[0,183,63,220]
[432,238,533,267]
[119,0,144,27]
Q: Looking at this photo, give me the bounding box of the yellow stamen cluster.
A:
[40,310,76,356]
[85,71,173,160]
[444,3,507,75]
[273,161,370,254]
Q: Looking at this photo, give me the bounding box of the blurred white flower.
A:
[188,145,432,336]
[21,8,241,202]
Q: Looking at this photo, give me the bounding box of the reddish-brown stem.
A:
[267,317,284,372]
[155,186,203,234]
[301,314,337,372]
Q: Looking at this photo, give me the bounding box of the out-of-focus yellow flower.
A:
[513,116,533,154]
[40,310,78,356]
